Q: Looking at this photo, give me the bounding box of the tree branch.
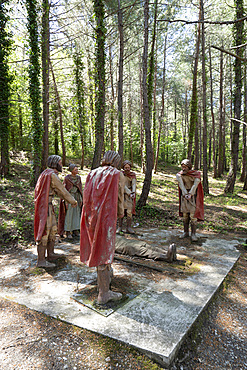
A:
[211,45,247,61]
[158,15,247,25]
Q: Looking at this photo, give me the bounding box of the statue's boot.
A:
[155,244,177,262]
[116,218,123,234]
[191,223,198,242]
[180,217,189,238]
[126,217,135,234]
[37,242,55,268]
[47,238,64,261]
[97,264,122,305]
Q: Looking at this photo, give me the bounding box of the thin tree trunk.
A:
[91,0,105,169]
[117,0,124,162]
[187,8,201,160]
[139,55,145,173]
[41,0,50,171]
[154,34,167,173]
[50,62,66,166]
[109,45,115,151]
[225,0,244,193]
[209,45,217,177]
[137,0,154,208]
[218,48,224,177]
[240,53,247,182]
[201,0,209,194]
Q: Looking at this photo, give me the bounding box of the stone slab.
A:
[0,229,242,368]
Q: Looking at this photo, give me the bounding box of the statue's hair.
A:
[122,160,132,169]
[101,151,121,168]
[68,163,77,172]
[47,155,62,169]
[181,159,192,170]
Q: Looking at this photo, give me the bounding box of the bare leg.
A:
[97,264,122,305]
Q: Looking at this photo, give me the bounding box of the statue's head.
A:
[122,160,132,174]
[101,151,121,168]
[68,163,78,175]
[181,159,192,174]
[47,155,62,172]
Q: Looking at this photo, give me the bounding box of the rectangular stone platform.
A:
[0,229,241,367]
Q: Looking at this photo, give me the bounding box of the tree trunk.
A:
[41,0,50,171]
[137,0,154,208]
[154,34,167,173]
[50,62,66,166]
[26,0,43,186]
[240,53,247,182]
[218,48,224,177]
[117,0,124,162]
[139,55,145,173]
[91,0,106,169]
[109,45,115,151]
[187,8,201,160]
[209,45,217,178]
[201,0,209,194]
[225,0,244,193]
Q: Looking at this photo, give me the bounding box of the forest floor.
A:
[0,151,247,369]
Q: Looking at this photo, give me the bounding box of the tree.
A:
[26,0,43,185]
[137,0,154,208]
[117,0,124,162]
[224,0,244,193]
[0,0,12,177]
[91,0,106,169]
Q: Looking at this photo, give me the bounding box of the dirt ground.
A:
[0,239,247,370]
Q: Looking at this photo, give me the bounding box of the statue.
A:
[34,155,77,268]
[80,151,125,304]
[117,160,136,234]
[58,164,83,239]
[176,159,204,241]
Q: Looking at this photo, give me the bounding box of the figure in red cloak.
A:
[116,160,136,234]
[34,155,77,268]
[176,159,204,242]
[80,151,125,304]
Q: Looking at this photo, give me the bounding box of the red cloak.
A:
[178,170,204,221]
[80,166,120,267]
[122,170,136,215]
[34,168,54,241]
[58,174,83,236]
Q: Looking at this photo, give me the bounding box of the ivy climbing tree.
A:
[91,0,106,169]
[26,0,43,186]
[0,0,12,177]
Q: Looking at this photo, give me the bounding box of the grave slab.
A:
[0,229,242,368]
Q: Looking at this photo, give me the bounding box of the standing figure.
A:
[176,159,204,241]
[58,164,83,239]
[117,160,136,234]
[34,155,77,268]
[80,151,125,305]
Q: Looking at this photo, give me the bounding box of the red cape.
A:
[34,168,54,241]
[178,170,204,221]
[122,170,136,215]
[80,166,120,267]
[58,174,83,236]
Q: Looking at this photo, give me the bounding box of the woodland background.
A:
[0,0,247,207]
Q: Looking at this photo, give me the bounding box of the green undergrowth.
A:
[1,152,246,253]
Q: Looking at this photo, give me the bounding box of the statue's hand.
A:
[72,201,77,208]
[185,194,192,200]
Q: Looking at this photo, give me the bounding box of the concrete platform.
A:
[0,229,242,368]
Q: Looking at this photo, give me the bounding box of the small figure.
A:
[117,160,136,234]
[58,164,83,239]
[80,151,125,305]
[34,155,77,268]
[115,236,177,262]
[176,159,204,242]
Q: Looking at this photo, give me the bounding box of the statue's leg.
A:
[190,212,198,242]
[47,221,64,261]
[126,209,135,234]
[116,217,123,234]
[97,264,122,305]
[180,213,189,238]
[37,236,55,268]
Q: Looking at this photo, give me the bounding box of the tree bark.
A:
[91,0,106,169]
[217,48,224,177]
[50,62,66,166]
[117,0,124,162]
[41,0,50,171]
[201,0,209,194]
[225,0,244,193]
[209,45,217,177]
[137,0,154,208]
[240,53,247,182]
